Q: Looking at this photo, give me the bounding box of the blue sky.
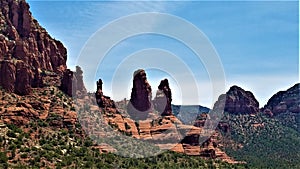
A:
[27,1,299,107]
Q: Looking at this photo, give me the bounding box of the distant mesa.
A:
[214,85,259,114]
[263,83,300,115]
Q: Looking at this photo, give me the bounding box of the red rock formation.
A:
[214,85,259,114]
[127,69,152,120]
[95,79,104,107]
[92,77,238,162]
[32,64,43,88]
[264,83,300,115]
[153,79,173,116]
[0,60,16,93]
[95,78,115,108]
[15,61,32,95]
[60,66,87,97]
[74,66,86,93]
[0,0,67,95]
[60,69,75,96]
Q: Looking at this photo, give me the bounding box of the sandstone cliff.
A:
[0,0,86,96]
[263,83,300,115]
[60,66,87,97]
[0,0,68,95]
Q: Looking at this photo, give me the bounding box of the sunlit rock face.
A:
[0,0,67,95]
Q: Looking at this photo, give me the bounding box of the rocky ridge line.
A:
[263,83,300,115]
[213,85,259,114]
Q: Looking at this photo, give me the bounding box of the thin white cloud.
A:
[28,1,298,108]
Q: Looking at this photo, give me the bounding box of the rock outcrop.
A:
[60,66,86,97]
[98,98,236,163]
[60,69,75,96]
[74,66,86,94]
[95,79,104,107]
[214,85,259,114]
[0,87,80,129]
[0,0,67,95]
[153,79,173,116]
[264,83,300,115]
[0,60,16,93]
[95,78,115,108]
[91,76,238,163]
[127,69,152,120]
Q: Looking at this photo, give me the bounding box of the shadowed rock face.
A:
[153,79,173,116]
[225,86,259,114]
[95,79,115,109]
[0,61,16,93]
[60,66,87,97]
[60,69,75,97]
[214,85,259,114]
[127,69,152,120]
[264,83,300,115]
[95,79,104,107]
[0,0,67,95]
[75,66,86,94]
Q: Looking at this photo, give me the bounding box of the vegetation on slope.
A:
[0,87,245,169]
[220,112,300,169]
[0,123,247,169]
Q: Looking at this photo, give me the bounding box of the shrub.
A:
[6,131,17,138]
[20,153,28,159]
[0,151,7,163]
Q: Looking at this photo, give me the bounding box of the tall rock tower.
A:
[127,69,152,120]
